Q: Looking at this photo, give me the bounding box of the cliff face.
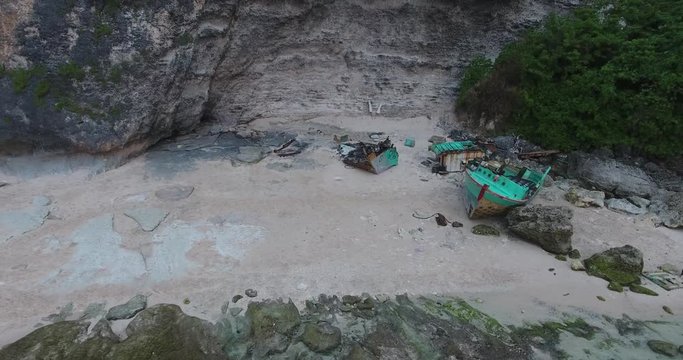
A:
[0,0,574,153]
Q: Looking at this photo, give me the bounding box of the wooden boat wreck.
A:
[464,159,551,218]
[340,138,399,174]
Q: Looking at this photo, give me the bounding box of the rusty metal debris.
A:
[339,138,399,174]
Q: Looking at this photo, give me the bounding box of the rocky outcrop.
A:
[605,198,647,215]
[0,0,574,153]
[584,245,643,286]
[506,205,574,254]
[650,191,683,229]
[567,152,657,198]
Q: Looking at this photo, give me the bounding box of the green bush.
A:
[458,0,683,158]
[458,56,493,105]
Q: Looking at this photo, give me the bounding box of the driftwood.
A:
[518,150,560,160]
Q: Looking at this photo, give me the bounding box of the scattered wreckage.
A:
[339,138,399,174]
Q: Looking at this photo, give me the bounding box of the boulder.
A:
[302,322,342,353]
[506,205,573,255]
[647,340,678,357]
[584,245,643,286]
[567,153,657,198]
[106,294,147,321]
[565,187,605,208]
[649,191,683,228]
[570,260,585,271]
[605,198,647,215]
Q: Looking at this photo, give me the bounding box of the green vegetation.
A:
[34,80,51,99]
[7,67,46,94]
[458,0,683,158]
[55,97,103,118]
[58,62,86,81]
[458,56,492,106]
[94,23,113,39]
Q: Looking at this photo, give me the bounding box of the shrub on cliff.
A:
[458,0,683,158]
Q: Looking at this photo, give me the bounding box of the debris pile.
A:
[339,138,398,174]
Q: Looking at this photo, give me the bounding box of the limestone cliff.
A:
[0,0,575,153]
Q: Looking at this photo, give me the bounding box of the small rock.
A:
[375,294,390,303]
[568,249,581,259]
[548,268,555,272]
[565,188,605,208]
[597,296,605,301]
[555,255,567,261]
[245,289,257,298]
[232,295,243,303]
[356,297,375,310]
[229,307,243,316]
[154,185,195,201]
[302,322,342,353]
[106,294,147,320]
[471,224,500,236]
[79,303,106,320]
[123,208,169,232]
[629,284,658,296]
[342,295,361,305]
[605,198,647,215]
[451,221,463,228]
[183,298,191,305]
[628,196,650,209]
[647,340,679,357]
[570,259,586,271]
[32,195,52,207]
[663,306,673,315]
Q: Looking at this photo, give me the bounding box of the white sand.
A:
[0,115,681,347]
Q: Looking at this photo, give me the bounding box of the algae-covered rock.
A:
[302,322,342,353]
[629,284,658,296]
[246,299,301,356]
[111,304,224,360]
[647,340,678,357]
[584,245,643,286]
[106,294,147,321]
[471,224,500,236]
[506,205,573,254]
[607,282,623,292]
[0,321,91,360]
[555,255,567,261]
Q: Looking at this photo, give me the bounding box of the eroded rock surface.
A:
[584,245,644,287]
[0,0,573,153]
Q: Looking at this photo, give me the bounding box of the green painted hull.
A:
[463,161,550,218]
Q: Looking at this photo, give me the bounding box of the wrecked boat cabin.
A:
[430,141,485,172]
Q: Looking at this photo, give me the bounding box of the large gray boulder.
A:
[650,191,683,228]
[506,205,574,255]
[567,153,657,198]
[584,245,643,286]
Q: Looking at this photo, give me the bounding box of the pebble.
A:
[245,289,258,298]
[597,296,606,301]
[663,306,674,315]
[232,295,243,303]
